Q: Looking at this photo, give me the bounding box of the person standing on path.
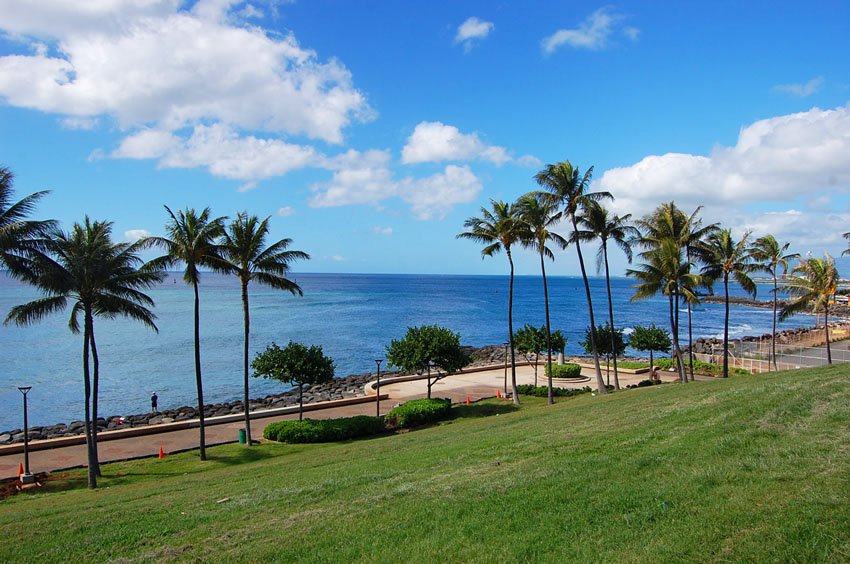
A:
[151,392,158,414]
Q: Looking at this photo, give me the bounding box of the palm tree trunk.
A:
[602,242,619,390]
[541,250,553,405]
[507,248,519,404]
[669,294,685,382]
[241,280,252,445]
[571,216,606,394]
[825,305,832,365]
[649,350,655,380]
[723,275,730,378]
[193,280,207,461]
[772,273,778,371]
[83,310,96,489]
[673,287,688,384]
[89,322,102,477]
[686,247,694,382]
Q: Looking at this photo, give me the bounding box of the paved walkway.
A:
[0,363,680,479]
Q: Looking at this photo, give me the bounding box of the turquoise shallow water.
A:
[1,272,807,429]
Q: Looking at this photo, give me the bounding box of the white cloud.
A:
[331,255,346,262]
[277,206,295,217]
[371,226,393,235]
[542,7,635,54]
[59,116,99,130]
[400,164,482,220]
[309,149,482,219]
[774,76,824,97]
[455,17,494,52]
[124,228,152,242]
[598,103,850,250]
[401,121,537,166]
[113,124,319,182]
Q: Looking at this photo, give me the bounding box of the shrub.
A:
[263,415,386,444]
[651,357,751,376]
[516,384,593,398]
[617,361,651,370]
[384,398,452,429]
[627,379,662,389]
[545,363,582,379]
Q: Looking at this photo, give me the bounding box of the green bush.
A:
[516,384,593,398]
[617,361,650,370]
[384,398,452,429]
[545,363,582,379]
[627,379,662,389]
[652,357,751,376]
[263,415,386,444]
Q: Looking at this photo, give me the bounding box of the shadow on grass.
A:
[207,445,277,466]
[450,402,520,419]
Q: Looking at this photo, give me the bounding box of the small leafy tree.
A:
[514,323,547,385]
[386,325,470,398]
[580,323,625,386]
[252,341,335,420]
[550,329,567,362]
[628,324,672,380]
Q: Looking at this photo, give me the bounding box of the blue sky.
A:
[1,0,849,275]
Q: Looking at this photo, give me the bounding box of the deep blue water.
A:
[0,272,809,429]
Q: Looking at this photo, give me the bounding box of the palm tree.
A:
[143,207,227,461]
[221,213,309,445]
[458,200,523,404]
[535,161,611,394]
[701,229,758,378]
[634,203,717,381]
[0,165,56,273]
[751,235,797,371]
[575,200,639,390]
[516,193,568,404]
[5,218,162,488]
[780,254,839,365]
[627,238,701,382]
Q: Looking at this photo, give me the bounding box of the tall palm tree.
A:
[0,165,56,273]
[634,202,717,381]
[516,193,567,404]
[627,238,701,382]
[780,254,839,365]
[535,160,611,394]
[701,229,758,378]
[143,207,227,461]
[221,213,309,445]
[5,218,162,488]
[458,200,523,404]
[751,235,797,371]
[575,200,639,390]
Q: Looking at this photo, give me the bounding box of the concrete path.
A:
[0,362,680,479]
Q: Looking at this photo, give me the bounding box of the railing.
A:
[693,334,850,373]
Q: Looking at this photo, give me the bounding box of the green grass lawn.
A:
[3,366,850,562]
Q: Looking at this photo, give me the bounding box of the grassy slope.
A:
[2,366,850,562]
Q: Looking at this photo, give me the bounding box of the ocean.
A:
[0,272,809,430]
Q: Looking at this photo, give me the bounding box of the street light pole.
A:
[18,386,34,484]
[375,359,383,417]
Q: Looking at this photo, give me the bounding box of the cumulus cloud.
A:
[309,149,481,219]
[774,76,824,97]
[124,228,152,242]
[455,17,494,52]
[597,103,850,250]
[371,226,393,235]
[401,121,537,166]
[542,7,636,54]
[277,206,295,217]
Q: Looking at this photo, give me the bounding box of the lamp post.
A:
[374,359,383,416]
[18,386,34,484]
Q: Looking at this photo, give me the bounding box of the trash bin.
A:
[238,428,246,444]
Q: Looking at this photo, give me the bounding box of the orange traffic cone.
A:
[158,446,165,459]
[466,395,471,405]
[18,462,24,477]
[496,390,502,399]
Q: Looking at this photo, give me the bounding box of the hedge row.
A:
[655,357,750,376]
[544,363,582,378]
[384,397,452,429]
[263,398,454,444]
[515,384,594,398]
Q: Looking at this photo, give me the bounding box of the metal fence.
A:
[693,332,850,373]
